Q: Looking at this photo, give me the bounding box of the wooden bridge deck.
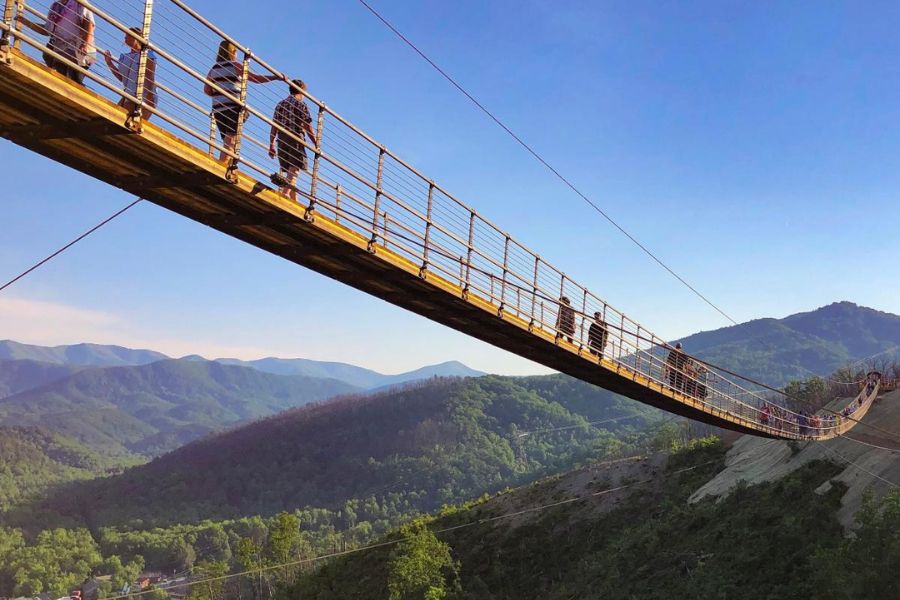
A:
[0,49,837,439]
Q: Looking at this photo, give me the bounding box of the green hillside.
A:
[39,375,664,529]
[0,359,360,456]
[286,440,899,600]
[0,359,82,398]
[0,427,141,511]
[678,302,900,384]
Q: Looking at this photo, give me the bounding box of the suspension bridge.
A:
[0,0,886,441]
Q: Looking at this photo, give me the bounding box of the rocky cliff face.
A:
[690,388,900,529]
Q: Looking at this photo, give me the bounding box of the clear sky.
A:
[2,0,899,375]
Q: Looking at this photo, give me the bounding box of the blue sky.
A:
[2,0,899,375]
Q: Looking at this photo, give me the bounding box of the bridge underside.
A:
[0,52,783,437]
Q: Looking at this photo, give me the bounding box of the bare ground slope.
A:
[690,389,900,528]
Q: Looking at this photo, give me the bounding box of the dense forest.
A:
[285,440,900,599]
[3,310,899,599]
[0,374,668,598]
[18,375,664,529]
[0,427,141,512]
[679,302,900,384]
[0,359,360,456]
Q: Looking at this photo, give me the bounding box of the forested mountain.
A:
[0,359,82,398]
[0,427,140,512]
[216,357,484,389]
[0,360,359,456]
[37,375,664,529]
[678,302,900,384]
[0,340,168,367]
[2,340,485,390]
[286,439,899,600]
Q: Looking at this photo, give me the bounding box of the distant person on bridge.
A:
[666,343,688,393]
[21,0,95,84]
[588,311,608,358]
[102,28,157,121]
[556,297,576,344]
[268,79,316,202]
[204,41,283,162]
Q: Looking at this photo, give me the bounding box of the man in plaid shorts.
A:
[269,79,316,202]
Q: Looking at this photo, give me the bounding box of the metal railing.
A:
[0,0,870,440]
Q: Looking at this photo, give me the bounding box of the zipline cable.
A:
[0,199,143,293]
[515,413,646,437]
[354,0,739,327]
[823,446,900,490]
[102,448,728,600]
[351,2,900,438]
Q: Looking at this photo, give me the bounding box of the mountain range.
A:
[0,341,485,456]
[2,301,898,457]
[0,340,484,389]
[32,374,664,529]
[677,301,900,385]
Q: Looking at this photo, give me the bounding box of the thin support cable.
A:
[0,199,143,293]
[101,447,725,600]
[838,434,900,454]
[355,0,738,326]
[824,446,900,489]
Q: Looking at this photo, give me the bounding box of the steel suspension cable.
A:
[823,446,900,489]
[0,199,143,293]
[355,0,739,327]
[352,2,900,439]
[318,199,900,442]
[101,447,727,600]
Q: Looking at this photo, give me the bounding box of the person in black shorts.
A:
[269,79,316,201]
[204,40,281,162]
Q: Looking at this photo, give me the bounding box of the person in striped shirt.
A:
[204,40,282,162]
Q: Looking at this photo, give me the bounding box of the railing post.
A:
[579,289,587,349]
[420,183,434,277]
[531,256,540,328]
[382,211,389,248]
[127,0,155,132]
[635,325,643,373]
[208,111,216,158]
[227,49,252,181]
[464,211,475,295]
[499,236,510,312]
[307,103,325,218]
[0,0,15,52]
[369,147,385,251]
[334,184,342,224]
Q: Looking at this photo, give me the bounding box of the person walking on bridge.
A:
[103,28,157,122]
[205,41,282,162]
[269,79,316,202]
[556,296,576,344]
[21,0,95,84]
[588,311,608,358]
[666,343,688,393]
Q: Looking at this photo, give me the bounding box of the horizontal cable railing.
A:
[0,0,877,440]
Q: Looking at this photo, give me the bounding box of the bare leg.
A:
[220,134,236,162]
[286,167,299,202]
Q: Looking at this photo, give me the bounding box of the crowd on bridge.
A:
[23,1,318,202]
[759,371,881,438]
